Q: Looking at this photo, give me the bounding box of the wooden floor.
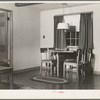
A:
[13,69,100,89]
[1,69,100,89]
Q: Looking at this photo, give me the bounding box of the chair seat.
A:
[64,61,83,67]
[42,59,56,62]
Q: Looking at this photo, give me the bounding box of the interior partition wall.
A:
[0,8,13,68]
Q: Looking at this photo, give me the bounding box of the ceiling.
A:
[25,3,93,11]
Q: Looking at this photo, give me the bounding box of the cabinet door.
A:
[0,13,8,62]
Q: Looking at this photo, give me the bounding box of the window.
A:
[66,31,79,46]
[64,14,80,48]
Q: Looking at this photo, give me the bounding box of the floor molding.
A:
[94,71,100,75]
[14,66,40,74]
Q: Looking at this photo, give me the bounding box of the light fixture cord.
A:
[62,3,65,22]
[62,3,65,15]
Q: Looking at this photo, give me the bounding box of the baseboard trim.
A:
[94,71,100,75]
[14,66,40,74]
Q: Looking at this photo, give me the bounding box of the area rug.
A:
[31,76,69,84]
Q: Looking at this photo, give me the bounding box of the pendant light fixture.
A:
[57,3,69,30]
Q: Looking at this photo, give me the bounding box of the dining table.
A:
[50,50,76,77]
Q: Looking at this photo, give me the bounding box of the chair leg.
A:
[0,74,1,83]
[40,63,42,76]
[45,63,47,76]
[47,64,49,76]
[63,64,65,78]
[53,67,56,77]
[83,64,86,77]
[68,65,71,80]
[76,67,79,79]
[80,64,84,78]
[50,62,52,76]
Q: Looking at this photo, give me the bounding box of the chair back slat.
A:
[77,49,84,64]
[79,49,92,64]
[40,48,54,60]
[88,49,92,62]
[76,49,80,64]
[84,49,92,63]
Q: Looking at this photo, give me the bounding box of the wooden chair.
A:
[63,49,83,79]
[40,48,56,77]
[82,49,92,77]
[0,60,13,89]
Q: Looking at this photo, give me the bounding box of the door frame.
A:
[0,8,13,68]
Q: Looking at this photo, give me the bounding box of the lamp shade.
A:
[57,22,69,29]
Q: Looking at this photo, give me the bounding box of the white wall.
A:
[0,3,41,70]
[64,14,80,31]
[40,3,100,73]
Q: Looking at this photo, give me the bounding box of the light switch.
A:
[43,35,45,39]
